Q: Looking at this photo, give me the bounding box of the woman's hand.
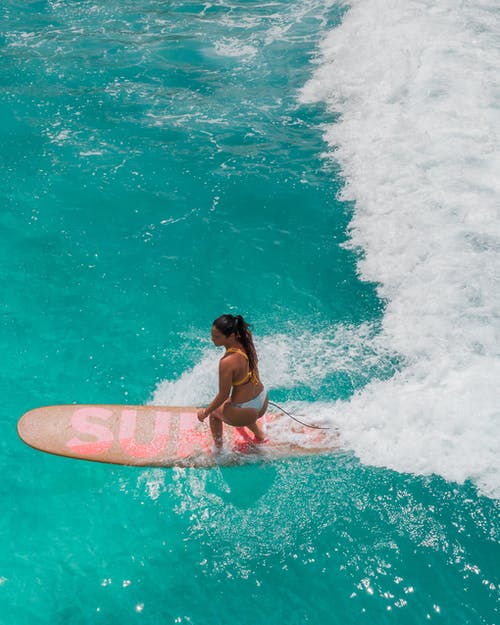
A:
[197,408,208,422]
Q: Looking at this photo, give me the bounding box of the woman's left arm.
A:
[197,359,233,421]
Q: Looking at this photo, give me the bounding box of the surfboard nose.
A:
[17,406,49,446]
[17,405,74,452]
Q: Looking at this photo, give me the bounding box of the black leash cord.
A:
[267,401,332,430]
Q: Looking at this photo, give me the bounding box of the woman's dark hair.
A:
[212,314,258,372]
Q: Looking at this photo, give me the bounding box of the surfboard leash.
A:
[267,401,332,430]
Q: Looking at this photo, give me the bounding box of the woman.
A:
[197,314,268,448]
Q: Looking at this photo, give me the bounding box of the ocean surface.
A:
[1,0,499,623]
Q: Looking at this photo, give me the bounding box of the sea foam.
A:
[300,0,500,497]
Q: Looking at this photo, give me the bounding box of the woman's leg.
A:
[206,400,230,448]
[244,420,266,442]
[209,413,223,448]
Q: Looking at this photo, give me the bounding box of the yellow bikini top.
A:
[225,348,260,386]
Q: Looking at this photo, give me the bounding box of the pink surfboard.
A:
[17,405,336,467]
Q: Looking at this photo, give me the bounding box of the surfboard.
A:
[17,404,336,467]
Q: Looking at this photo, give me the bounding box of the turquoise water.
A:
[1,1,498,623]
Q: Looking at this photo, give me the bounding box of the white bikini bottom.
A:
[230,388,267,411]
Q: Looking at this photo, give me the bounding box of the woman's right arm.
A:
[197,359,233,421]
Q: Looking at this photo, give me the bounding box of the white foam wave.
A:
[300,0,500,497]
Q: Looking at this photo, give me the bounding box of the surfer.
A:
[197,314,268,448]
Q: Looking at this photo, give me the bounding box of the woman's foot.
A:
[253,436,268,444]
[233,438,267,454]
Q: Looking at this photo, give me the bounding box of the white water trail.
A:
[299,0,500,498]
